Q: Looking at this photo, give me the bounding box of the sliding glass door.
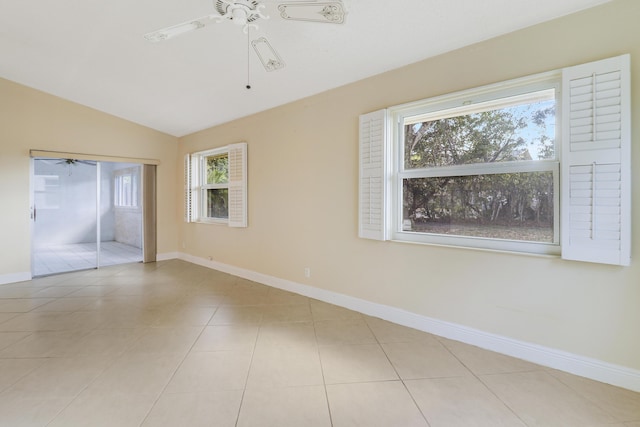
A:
[32,158,143,276]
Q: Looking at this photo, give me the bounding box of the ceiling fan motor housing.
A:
[215,0,263,25]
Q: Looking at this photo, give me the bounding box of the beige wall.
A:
[0,78,179,276]
[179,0,640,371]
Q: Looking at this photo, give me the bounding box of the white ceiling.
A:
[0,0,610,137]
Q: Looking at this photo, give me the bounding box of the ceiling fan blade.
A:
[144,14,221,42]
[277,1,346,24]
[251,37,285,71]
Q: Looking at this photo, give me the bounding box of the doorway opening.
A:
[31,158,144,276]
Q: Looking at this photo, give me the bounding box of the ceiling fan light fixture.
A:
[231,7,249,26]
[215,0,268,28]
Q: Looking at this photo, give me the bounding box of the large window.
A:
[393,84,560,254]
[359,55,630,265]
[185,142,247,227]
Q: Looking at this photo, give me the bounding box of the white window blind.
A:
[184,154,198,223]
[358,109,388,241]
[184,154,192,222]
[561,54,631,265]
[228,142,248,228]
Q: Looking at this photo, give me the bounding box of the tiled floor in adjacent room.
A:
[33,241,143,277]
[0,259,638,426]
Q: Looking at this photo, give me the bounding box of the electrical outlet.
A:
[304,267,311,278]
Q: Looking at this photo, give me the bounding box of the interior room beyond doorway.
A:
[32,158,144,276]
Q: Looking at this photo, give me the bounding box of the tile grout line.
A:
[364,318,433,427]
[37,303,151,426]
[136,280,221,427]
[437,339,532,427]
[310,305,336,427]
[232,279,267,427]
[542,370,627,424]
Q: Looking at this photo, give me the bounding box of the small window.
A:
[186,143,247,227]
[114,167,139,208]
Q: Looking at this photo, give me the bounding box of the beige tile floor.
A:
[0,259,638,426]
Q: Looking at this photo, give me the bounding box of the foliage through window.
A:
[393,84,560,253]
[186,143,247,227]
[204,153,229,219]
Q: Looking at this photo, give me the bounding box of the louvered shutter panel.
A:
[184,154,193,222]
[228,142,247,228]
[359,109,388,240]
[561,54,631,265]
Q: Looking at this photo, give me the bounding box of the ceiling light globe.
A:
[232,8,248,26]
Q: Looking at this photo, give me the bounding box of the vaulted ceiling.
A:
[0,0,611,136]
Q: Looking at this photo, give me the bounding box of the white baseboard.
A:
[157,252,180,261]
[0,272,32,286]
[179,252,640,392]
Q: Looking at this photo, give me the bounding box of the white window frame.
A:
[185,142,248,227]
[197,147,230,224]
[113,167,140,210]
[359,54,631,265]
[389,73,562,256]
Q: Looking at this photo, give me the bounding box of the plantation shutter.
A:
[561,54,631,265]
[184,154,199,223]
[359,109,388,240]
[184,154,193,222]
[228,142,248,228]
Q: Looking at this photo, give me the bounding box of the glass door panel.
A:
[99,162,143,268]
[32,158,98,276]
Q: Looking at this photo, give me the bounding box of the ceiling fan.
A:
[144,0,346,86]
[50,159,97,175]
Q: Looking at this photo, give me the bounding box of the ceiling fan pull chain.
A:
[246,26,251,90]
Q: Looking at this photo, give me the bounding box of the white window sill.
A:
[195,218,229,226]
[390,232,561,258]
